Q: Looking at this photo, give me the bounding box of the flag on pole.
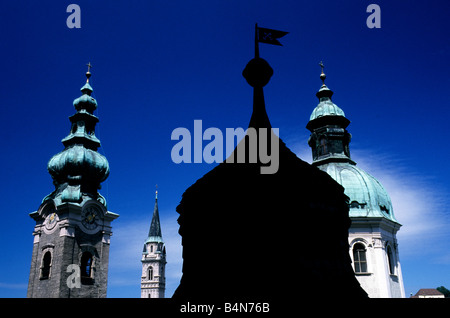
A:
[257,27,289,46]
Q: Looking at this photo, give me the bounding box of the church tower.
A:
[306,63,405,298]
[141,190,166,298]
[27,65,119,298]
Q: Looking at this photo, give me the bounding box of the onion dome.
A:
[44,64,109,207]
[307,62,347,124]
[310,88,345,120]
[47,145,109,187]
[73,83,97,113]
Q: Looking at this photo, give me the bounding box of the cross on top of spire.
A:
[319,61,326,85]
[86,62,92,82]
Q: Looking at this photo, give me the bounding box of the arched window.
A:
[387,245,395,275]
[318,137,328,156]
[81,252,93,278]
[148,266,153,280]
[40,251,52,279]
[353,243,367,273]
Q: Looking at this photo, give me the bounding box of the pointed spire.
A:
[147,189,163,241]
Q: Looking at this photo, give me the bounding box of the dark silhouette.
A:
[173,57,367,303]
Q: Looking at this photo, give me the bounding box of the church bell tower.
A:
[141,190,166,298]
[27,65,119,298]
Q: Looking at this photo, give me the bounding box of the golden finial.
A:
[319,61,326,85]
[155,184,158,199]
[86,62,92,83]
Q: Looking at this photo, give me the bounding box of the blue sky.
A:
[0,0,449,298]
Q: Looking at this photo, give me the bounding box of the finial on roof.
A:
[86,62,92,83]
[155,184,158,200]
[319,61,326,85]
[315,61,334,100]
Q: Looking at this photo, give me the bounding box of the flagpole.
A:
[255,23,260,58]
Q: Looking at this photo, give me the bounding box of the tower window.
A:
[148,266,154,280]
[353,243,367,273]
[387,245,395,275]
[81,252,93,278]
[318,137,328,156]
[40,251,52,279]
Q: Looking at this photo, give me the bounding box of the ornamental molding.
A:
[349,237,370,248]
[372,237,383,248]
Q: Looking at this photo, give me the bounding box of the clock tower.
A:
[27,66,119,298]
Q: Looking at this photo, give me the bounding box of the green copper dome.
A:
[317,162,398,222]
[47,145,109,185]
[309,84,345,121]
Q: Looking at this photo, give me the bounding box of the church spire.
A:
[141,188,166,298]
[45,64,109,206]
[147,189,163,240]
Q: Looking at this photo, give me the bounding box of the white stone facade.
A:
[141,241,166,298]
[348,217,405,298]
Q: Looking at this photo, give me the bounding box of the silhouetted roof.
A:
[173,57,368,300]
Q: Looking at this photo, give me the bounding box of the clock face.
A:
[44,212,58,231]
[81,206,100,231]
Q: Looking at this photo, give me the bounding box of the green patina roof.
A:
[309,84,345,121]
[145,192,163,243]
[318,162,398,223]
[47,145,110,184]
[43,69,109,208]
[73,94,97,112]
[145,236,164,244]
[310,99,345,121]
